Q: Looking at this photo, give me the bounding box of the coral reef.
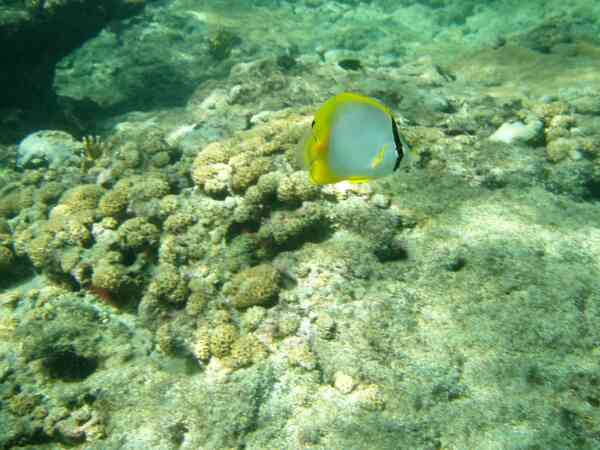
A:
[2,1,600,449]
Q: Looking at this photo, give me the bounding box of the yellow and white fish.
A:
[299,92,411,185]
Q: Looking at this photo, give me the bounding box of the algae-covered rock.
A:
[0,187,35,219]
[92,261,127,292]
[17,130,83,169]
[193,326,211,361]
[99,187,129,218]
[229,334,267,368]
[118,217,160,250]
[228,264,281,310]
[515,16,592,53]
[489,119,544,145]
[147,263,189,305]
[257,202,328,249]
[230,154,273,193]
[284,336,317,370]
[35,181,65,205]
[241,306,267,332]
[128,174,171,201]
[25,232,55,269]
[209,323,238,358]
[163,212,196,234]
[192,162,233,197]
[546,137,578,162]
[572,95,600,115]
[276,312,301,337]
[59,184,104,212]
[0,244,14,271]
[277,170,321,204]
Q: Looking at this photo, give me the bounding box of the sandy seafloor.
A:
[1,0,600,449]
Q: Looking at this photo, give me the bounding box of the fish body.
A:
[300,92,410,185]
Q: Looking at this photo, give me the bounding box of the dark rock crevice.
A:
[0,0,148,140]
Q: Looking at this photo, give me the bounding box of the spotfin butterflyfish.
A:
[298,92,411,185]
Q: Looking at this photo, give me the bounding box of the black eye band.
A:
[311,120,315,128]
[391,117,403,172]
